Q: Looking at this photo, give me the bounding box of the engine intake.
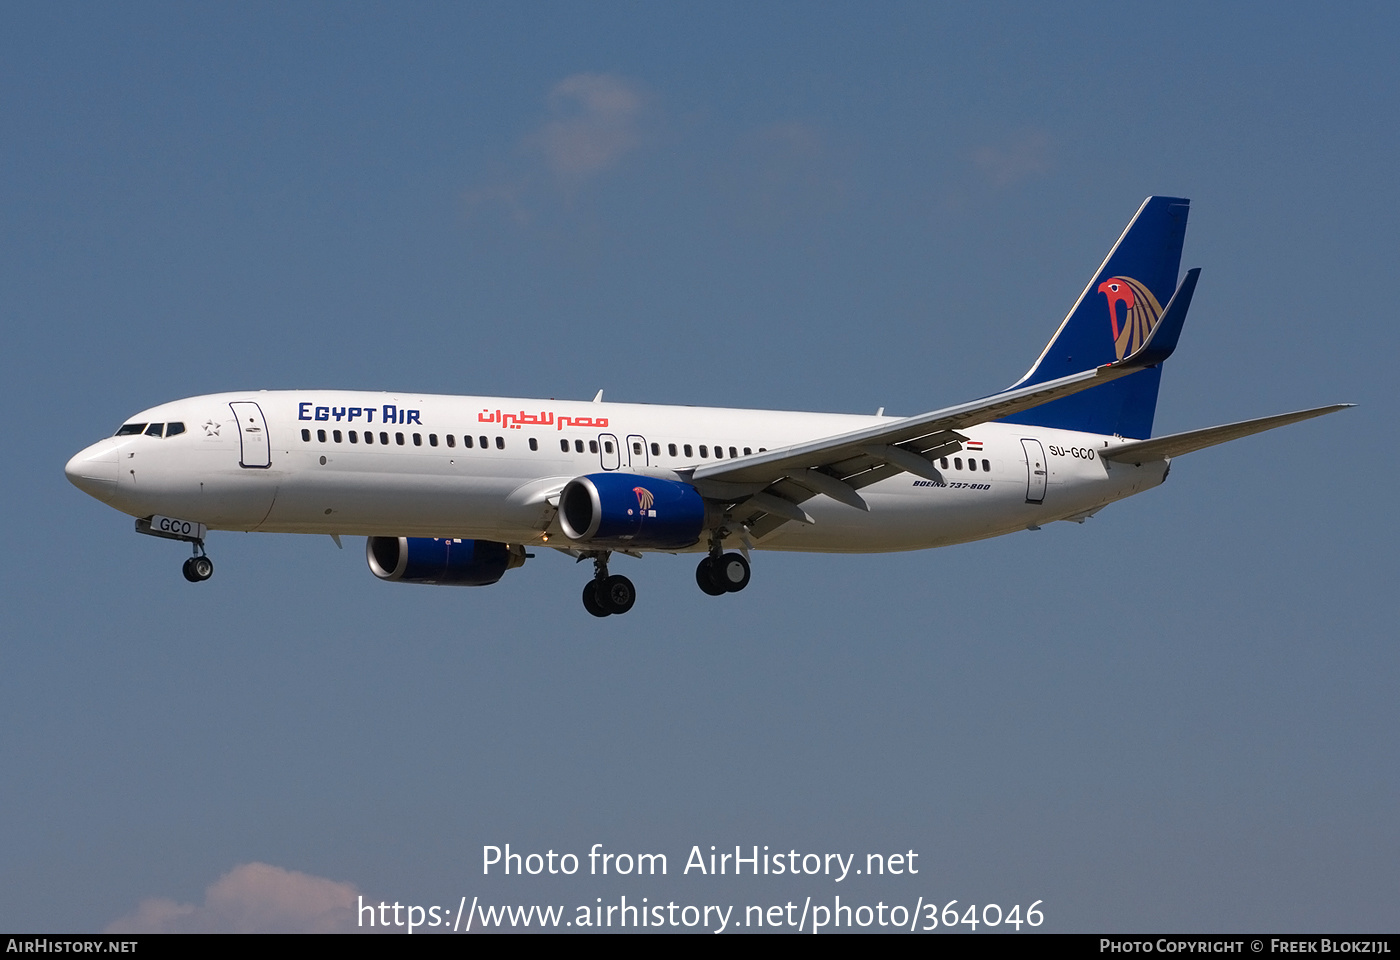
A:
[366,537,526,586]
[559,473,707,549]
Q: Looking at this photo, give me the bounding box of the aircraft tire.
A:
[717,552,750,592]
[695,557,727,596]
[190,556,214,581]
[601,575,636,615]
[582,580,611,618]
[182,558,200,582]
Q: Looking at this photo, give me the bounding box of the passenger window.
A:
[396,432,405,445]
[349,431,358,443]
[968,458,976,471]
[684,444,693,457]
[364,431,374,444]
[429,434,438,447]
[380,432,389,444]
[495,436,504,449]
[464,435,474,448]
[743,447,751,456]
[668,444,677,457]
[940,457,949,468]
[145,423,164,437]
[318,429,327,442]
[589,440,598,453]
[333,430,343,443]
[166,422,185,437]
[575,439,585,453]
[982,459,990,472]
[529,438,538,451]
[651,442,660,456]
[729,446,737,458]
[759,447,767,452]
[446,435,455,448]
[115,423,147,437]
[699,445,708,457]
[954,458,962,470]
[633,442,642,455]
[560,439,570,452]
[604,440,614,453]
[479,436,488,448]
[301,429,311,442]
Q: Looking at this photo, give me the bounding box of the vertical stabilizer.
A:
[1000,196,1189,438]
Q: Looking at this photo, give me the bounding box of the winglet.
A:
[1105,267,1200,371]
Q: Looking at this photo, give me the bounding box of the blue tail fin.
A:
[1000,196,1190,439]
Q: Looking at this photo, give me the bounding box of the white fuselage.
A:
[66,390,1169,553]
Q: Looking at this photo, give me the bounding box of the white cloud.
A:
[970,130,1053,186]
[532,73,649,180]
[105,862,359,934]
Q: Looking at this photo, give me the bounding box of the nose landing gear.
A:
[580,552,635,617]
[180,538,214,582]
[135,516,214,583]
[182,554,214,582]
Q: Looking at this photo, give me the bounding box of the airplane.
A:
[65,196,1350,617]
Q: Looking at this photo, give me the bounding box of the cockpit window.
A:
[144,423,165,437]
[165,422,185,437]
[115,423,147,436]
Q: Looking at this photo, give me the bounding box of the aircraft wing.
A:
[1102,404,1353,464]
[689,270,1201,537]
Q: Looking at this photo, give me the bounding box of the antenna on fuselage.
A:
[592,390,604,403]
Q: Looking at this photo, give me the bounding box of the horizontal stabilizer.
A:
[1103,404,1354,464]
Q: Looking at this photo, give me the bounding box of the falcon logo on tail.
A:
[1098,276,1163,360]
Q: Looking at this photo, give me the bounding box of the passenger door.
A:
[1020,438,1047,503]
[230,401,272,468]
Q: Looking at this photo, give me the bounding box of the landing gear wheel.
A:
[582,580,611,618]
[182,556,214,582]
[716,552,750,592]
[695,557,727,596]
[600,574,636,615]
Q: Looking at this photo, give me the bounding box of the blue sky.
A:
[3,2,1396,932]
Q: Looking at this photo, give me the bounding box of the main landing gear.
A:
[575,536,751,616]
[580,552,635,617]
[696,534,751,597]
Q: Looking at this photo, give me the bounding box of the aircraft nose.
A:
[65,439,120,502]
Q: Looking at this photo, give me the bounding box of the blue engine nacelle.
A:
[366,537,526,586]
[558,473,707,550]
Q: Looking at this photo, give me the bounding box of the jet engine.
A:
[366,537,527,586]
[558,473,708,550]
